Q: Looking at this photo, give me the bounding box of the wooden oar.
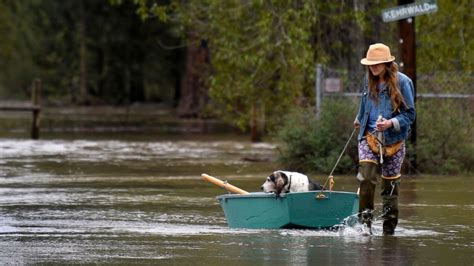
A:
[201,173,249,195]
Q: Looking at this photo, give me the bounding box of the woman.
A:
[354,43,416,235]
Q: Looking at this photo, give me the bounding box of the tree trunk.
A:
[129,64,145,103]
[177,32,210,118]
[250,102,264,142]
[173,48,182,107]
[78,0,88,104]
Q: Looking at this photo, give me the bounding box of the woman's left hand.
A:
[376,119,393,131]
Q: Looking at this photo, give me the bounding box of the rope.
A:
[316,127,357,199]
[329,127,357,178]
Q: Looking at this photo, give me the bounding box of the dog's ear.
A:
[275,172,288,195]
[268,173,276,182]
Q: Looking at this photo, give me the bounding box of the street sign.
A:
[382,0,438,22]
[324,78,342,93]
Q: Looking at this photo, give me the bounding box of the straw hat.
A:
[360,43,395,65]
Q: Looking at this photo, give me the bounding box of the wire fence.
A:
[315,64,473,114]
[317,64,472,95]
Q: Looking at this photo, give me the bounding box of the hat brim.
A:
[360,56,395,65]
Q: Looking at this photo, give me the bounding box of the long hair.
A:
[367,62,406,112]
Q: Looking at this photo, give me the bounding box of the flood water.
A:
[0,134,472,265]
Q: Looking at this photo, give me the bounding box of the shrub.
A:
[274,98,359,174]
[275,97,474,175]
[416,99,474,174]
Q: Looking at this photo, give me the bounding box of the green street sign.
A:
[382,1,438,22]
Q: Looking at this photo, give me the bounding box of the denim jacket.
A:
[355,72,416,145]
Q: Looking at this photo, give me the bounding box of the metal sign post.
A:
[382,0,438,171]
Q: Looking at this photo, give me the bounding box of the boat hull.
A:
[217,191,359,229]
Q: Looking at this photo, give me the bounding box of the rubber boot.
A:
[357,162,378,231]
[381,178,400,235]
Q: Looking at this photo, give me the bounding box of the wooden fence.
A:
[0,79,41,139]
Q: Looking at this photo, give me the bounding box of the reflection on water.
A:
[0,137,472,264]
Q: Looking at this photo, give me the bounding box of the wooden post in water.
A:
[31,79,41,140]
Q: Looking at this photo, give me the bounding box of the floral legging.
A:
[358,139,405,179]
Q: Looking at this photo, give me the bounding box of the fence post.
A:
[31,79,41,140]
[315,64,322,118]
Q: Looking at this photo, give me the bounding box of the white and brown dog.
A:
[261,170,323,196]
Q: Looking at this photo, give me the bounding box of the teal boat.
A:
[217,191,359,229]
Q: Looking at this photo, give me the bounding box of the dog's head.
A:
[261,171,289,196]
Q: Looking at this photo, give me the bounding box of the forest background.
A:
[0,1,471,174]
